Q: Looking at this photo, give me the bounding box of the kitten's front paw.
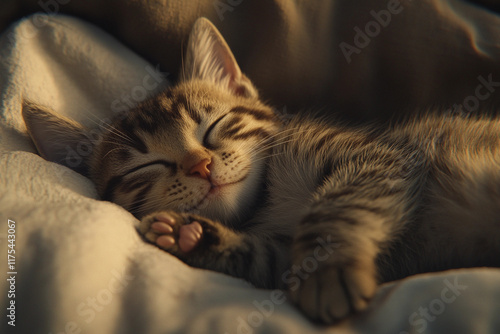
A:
[139,211,203,253]
[290,262,377,324]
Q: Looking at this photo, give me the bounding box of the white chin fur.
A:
[198,168,263,225]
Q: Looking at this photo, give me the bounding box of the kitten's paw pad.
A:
[178,222,203,252]
[290,265,377,324]
[139,211,203,253]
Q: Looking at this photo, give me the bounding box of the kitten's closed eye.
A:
[203,112,230,149]
[125,160,176,175]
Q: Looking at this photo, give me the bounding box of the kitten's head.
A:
[23,18,281,224]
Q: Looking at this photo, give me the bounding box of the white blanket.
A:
[1,15,499,334]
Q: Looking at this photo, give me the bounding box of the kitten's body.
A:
[23,18,500,323]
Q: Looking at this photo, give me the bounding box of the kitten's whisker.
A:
[84,114,134,145]
[250,128,307,151]
[273,127,310,140]
[265,127,304,141]
[251,152,286,164]
[103,147,125,159]
[180,41,186,80]
[99,140,129,147]
[83,111,135,142]
[247,131,290,150]
[101,125,135,145]
[250,138,297,156]
[249,128,310,155]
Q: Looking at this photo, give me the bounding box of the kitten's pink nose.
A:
[183,151,212,180]
[189,159,211,179]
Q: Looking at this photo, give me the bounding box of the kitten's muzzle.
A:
[183,150,212,180]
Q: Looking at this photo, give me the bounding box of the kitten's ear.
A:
[183,17,258,99]
[22,102,90,175]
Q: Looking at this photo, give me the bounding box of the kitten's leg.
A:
[290,158,422,323]
[139,210,289,289]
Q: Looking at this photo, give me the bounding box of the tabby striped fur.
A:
[22,18,500,324]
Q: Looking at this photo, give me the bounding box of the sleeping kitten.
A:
[23,18,500,324]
